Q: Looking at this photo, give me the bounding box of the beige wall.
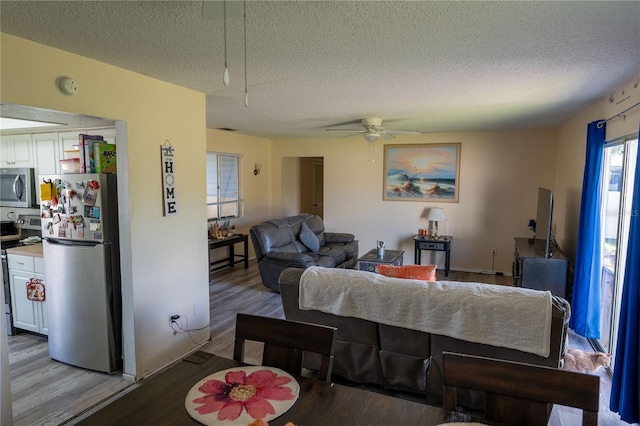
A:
[270,129,559,273]
[1,33,210,381]
[2,30,637,399]
[205,129,273,259]
[554,73,640,260]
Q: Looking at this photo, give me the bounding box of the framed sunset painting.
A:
[383,143,461,202]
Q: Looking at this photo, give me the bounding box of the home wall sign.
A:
[161,140,177,216]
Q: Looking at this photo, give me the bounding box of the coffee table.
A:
[357,248,404,272]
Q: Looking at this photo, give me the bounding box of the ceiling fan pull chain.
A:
[223,0,230,86]
[244,0,248,107]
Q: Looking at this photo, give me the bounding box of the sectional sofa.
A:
[279,267,571,409]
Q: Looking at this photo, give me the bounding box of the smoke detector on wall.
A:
[58,77,78,96]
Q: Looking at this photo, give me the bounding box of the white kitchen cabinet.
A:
[58,130,83,153]
[5,129,116,199]
[58,128,116,151]
[8,253,48,335]
[33,133,60,201]
[32,128,116,184]
[0,134,34,167]
[86,128,117,145]
[57,129,116,170]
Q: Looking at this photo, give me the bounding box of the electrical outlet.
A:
[491,247,497,255]
[169,314,180,326]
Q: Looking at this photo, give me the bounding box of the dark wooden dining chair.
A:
[442,352,600,426]
[233,313,338,382]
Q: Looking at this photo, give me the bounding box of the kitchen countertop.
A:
[6,243,43,258]
[0,232,22,242]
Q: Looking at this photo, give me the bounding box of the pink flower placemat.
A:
[185,366,300,425]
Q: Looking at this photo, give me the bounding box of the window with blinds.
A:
[206,152,241,220]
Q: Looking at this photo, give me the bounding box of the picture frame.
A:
[383,143,461,202]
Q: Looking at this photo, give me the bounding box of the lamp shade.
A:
[426,207,446,222]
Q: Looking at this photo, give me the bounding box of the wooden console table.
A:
[208,234,249,273]
[414,235,452,277]
[513,237,568,298]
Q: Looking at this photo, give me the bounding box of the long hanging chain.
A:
[244,0,248,107]
[223,0,229,86]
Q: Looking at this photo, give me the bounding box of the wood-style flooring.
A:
[7,262,624,425]
[7,333,132,426]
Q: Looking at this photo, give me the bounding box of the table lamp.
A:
[426,207,447,239]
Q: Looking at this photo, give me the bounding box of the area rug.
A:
[185,366,300,425]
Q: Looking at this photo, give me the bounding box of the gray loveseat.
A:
[249,213,358,291]
[279,267,571,409]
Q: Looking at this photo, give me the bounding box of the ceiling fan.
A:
[325,118,421,142]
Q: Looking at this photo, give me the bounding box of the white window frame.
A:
[206,152,242,221]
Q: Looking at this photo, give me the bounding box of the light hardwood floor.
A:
[7,333,132,426]
[8,262,624,425]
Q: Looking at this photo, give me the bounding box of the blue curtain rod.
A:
[597,100,640,128]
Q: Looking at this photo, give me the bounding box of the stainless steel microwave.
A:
[0,167,36,208]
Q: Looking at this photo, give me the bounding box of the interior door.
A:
[312,158,324,218]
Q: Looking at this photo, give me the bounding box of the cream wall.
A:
[205,129,273,259]
[2,29,637,399]
[271,129,559,273]
[554,73,640,260]
[1,34,210,381]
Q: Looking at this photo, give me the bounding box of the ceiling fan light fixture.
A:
[363,132,380,143]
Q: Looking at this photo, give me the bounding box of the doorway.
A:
[1,103,130,424]
[300,157,324,218]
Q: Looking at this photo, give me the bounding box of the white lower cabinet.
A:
[8,254,48,335]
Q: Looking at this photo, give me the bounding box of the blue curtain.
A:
[569,120,605,338]
[610,124,640,423]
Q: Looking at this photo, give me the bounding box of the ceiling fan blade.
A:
[325,128,365,133]
[381,132,395,139]
[385,129,421,135]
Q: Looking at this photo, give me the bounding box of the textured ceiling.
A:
[1,1,639,139]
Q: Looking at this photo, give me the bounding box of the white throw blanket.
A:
[299,267,553,357]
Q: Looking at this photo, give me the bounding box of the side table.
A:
[357,249,404,273]
[414,235,452,277]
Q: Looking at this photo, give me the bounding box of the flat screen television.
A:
[535,187,553,258]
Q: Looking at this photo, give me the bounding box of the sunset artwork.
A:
[383,143,460,202]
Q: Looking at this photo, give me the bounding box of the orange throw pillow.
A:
[376,264,437,281]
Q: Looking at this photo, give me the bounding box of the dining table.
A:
[76,351,447,425]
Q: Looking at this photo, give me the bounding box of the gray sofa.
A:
[279,267,571,408]
[249,214,358,291]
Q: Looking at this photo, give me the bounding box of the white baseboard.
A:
[122,373,136,383]
[446,266,513,277]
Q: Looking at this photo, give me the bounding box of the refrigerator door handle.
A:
[44,238,104,248]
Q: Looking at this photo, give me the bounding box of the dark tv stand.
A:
[513,237,568,299]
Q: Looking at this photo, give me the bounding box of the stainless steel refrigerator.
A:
[40,173,121,373]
